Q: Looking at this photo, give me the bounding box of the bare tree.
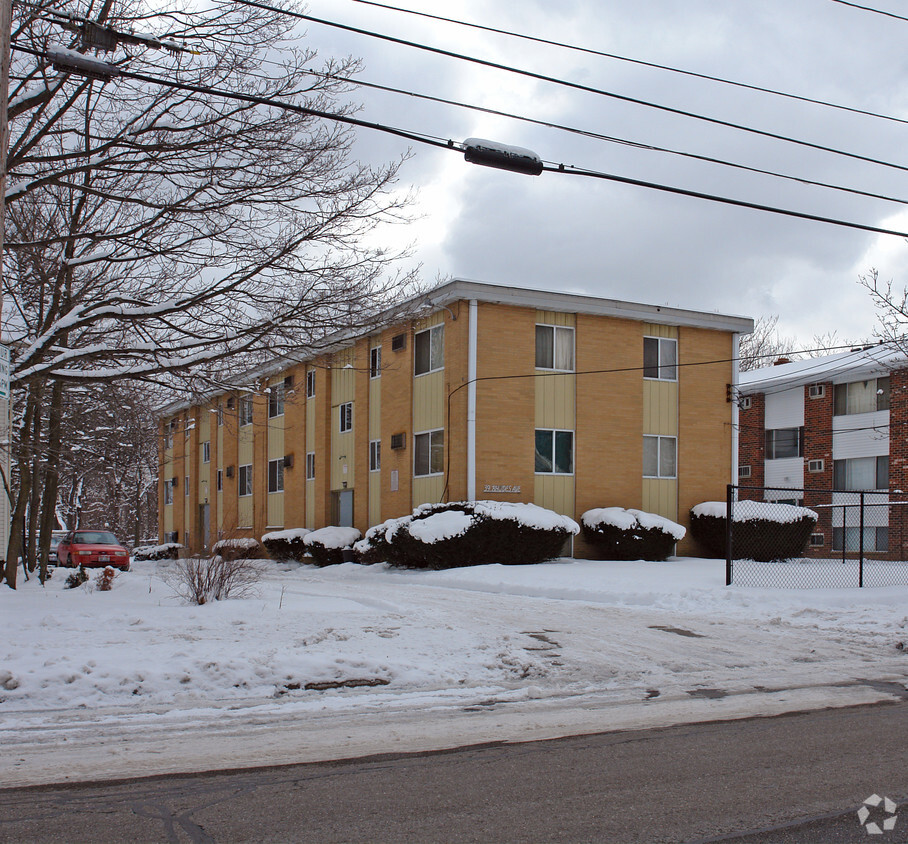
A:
[737,315,798,371]
[2,0,421,586]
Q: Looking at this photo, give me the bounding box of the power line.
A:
[232,0,908,176]
[144,50,908,206]
[347,0,908,129]
[14,43,908,239]
[827,0,908,23]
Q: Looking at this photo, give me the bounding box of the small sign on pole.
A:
[0,345,9,400]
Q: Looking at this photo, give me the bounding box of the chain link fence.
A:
[725,485,908,588]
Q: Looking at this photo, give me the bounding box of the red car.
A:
[56,530,130,571]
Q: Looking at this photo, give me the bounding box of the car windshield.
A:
[73,531,119,545]
[49,536,62,549]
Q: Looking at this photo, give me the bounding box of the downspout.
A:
[467,299,478,500]
[731,333,741,487]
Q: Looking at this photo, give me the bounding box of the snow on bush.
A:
[358,501,579,569]
[132,542,183,561]
[303,526,362,567]
[212,537,265,562]
[262,528,312,562]
[581,507,685,561]
[690,500,818,562]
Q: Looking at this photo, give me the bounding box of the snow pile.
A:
[583,507,686,541]
[132,542,182,561]
[262,528,311,543]
[212,537,261,551]
[411,500,580,534]
[693,500,819,524]
[304,526,361,550]
[407,510,475,544]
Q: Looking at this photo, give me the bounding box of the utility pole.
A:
[0,0,11,572]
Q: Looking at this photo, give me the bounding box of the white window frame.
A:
[414,324,444,376]
[643,336,678,381]
[239,396,254,427]
[534,428,574,475]
[369,439,381,472]
[306,370,316,399]
[370,345,382,379]
[643,435,677,479]
[306,452,316,481]
[268,458,284,493]
[202,441,211,463]
[339,402,353,433]
[268,383,285,418]
[414,428,444,477]
[238,464,253,497]
[535,324,575,372]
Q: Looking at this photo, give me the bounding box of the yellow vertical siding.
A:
[413,370,444,432]
[237,405,254,528]
[642,381,679,434]
[267,378,285,528]
[643,323,679,339]
[331,349,356,492]
[331,347,356,402]
[534,475,575,516]
[369,375,381,524]
[216,410,224,532]
[642,323,679,522]
[412,474,445,506]
[535,373,575,430]
[642,479,678,522]
[536,310,575,327]
[306,385,315,529]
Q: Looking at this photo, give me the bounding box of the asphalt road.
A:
[1,701,905,843]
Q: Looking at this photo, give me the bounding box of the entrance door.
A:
[334,490,354,527]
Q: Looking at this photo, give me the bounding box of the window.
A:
[216,469,223,492]
[414,429,444,476]
[268,458,284,493]
[833,526,888,552]
[765,427,803,460]
[238,464,252,497]
[202,441,211,463]
[306,452,316,480]
[643,337,678,381]
[369,440,381,472]
[535,324,574,371]
[306,370,316,399]
[164,423,174,450]
[834,377,889,415]
[370,345,382,378]
[339,402,353,433]
[268,383,285,418]
[217,403,224,427]
[184,416,190,439]
[738,464,751,478]
[833,456,888,491]
[164,482,173,505]
[535,429,574,475]
[414,324,444,376]
[185,475,190,496]
[239,396,253,426]
[643,435,677,478]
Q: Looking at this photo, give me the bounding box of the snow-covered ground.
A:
[1,556,906,787]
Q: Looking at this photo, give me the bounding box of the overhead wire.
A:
[231,0,908,176]
[827,0,908,23]
[14,42,908,240]
[346,0,908,129]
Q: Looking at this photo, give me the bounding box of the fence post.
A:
[726,483,734,586]
[859,491,865,588]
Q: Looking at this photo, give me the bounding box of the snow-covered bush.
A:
[132,542,183,561]
[690,500,818,562]
[581,507,685,561]
[211,537,264,562]
[64,565,89,589]
[95,566,117,591]
[165,556,264,605]
[262,528,312,562]
[358,501,580,569]
[303,526,362,567]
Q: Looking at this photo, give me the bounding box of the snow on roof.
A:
[739,344,907,393]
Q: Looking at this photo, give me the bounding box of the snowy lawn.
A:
[1,556,906,785]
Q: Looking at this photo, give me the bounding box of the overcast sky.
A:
[300,0,908,347]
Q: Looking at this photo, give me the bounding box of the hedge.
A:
[581,507,685,561]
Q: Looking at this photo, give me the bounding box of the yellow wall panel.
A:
[306,479,315,529]
[642,380,679,435]
[642,478,678,522]
[413,369,444,432]
[534,474,575,516]
[369,378,381,438]
[267,493,284,529]
[331,426,355,490]
[642,323,679,339]
[535,372,575,430]
[412,474,444,508]
[536,310,575,327]
[331,347,356,402]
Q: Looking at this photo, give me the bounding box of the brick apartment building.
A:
[158,279,752,558]
[738,344,908,558]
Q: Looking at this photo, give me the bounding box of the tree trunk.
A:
[4,384,38,588]
[37,379,63,584]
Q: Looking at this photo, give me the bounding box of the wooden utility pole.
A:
[0,0,11,576]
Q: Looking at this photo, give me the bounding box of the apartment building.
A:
[158,279,752,557]
[738,344,908,557]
